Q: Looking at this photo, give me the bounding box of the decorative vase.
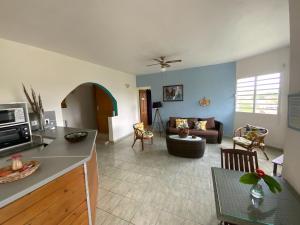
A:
[178,128,189,138]
[36,112,45,131]
[250,182,264,199]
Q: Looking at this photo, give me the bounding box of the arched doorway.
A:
[61,82,117,139]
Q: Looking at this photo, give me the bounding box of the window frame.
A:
[235,73,281,115]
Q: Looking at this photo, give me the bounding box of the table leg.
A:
[273,163,278,176]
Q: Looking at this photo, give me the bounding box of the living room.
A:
[0,1,299,225]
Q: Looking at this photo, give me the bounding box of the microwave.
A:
[0,123,31,150]
[0,108,26,126]
[0,103,31,151]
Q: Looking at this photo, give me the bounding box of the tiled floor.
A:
[95,134,282,225]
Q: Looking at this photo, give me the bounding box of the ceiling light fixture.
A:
[161,67,166,72]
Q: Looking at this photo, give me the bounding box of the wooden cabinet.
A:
[0,148,99,225]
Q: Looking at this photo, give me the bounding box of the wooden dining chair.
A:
[221,148,259,173]
[220,148,259,225]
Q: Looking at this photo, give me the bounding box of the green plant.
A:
[240,169,282,193]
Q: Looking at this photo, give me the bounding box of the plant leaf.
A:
[262,175,282,193]
[240,173,260,185]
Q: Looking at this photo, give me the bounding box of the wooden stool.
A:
[272,154,284,176]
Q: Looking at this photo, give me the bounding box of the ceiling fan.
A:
[147,56,182,72]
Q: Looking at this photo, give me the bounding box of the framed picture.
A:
[288,93,300,131]
[163,85,183,102]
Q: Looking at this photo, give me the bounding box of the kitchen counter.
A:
[0,127,99,225]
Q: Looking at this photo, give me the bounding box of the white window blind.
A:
[236,77,255,113]
[236,73,280,115]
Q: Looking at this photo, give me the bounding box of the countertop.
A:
[0,127,97,208]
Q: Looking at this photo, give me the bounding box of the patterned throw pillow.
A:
[195,121,207,130]
[244,130,258,141]
[175,119,189,128]
[135,122,144,131]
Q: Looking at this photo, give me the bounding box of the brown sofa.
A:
[166,117,223,144]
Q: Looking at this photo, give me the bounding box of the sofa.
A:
[166,117,223,144]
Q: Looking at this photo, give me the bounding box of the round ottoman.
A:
[166,135,206,158]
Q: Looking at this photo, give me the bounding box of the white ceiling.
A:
[0,0,289,75]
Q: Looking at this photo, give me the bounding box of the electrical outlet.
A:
[45,118,50,125]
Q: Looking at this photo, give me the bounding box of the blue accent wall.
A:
[136,62,236,136]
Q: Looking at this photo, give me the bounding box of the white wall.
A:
[62,83,97,129]
[283,0,300,194]
[0,38,138,141]
[235,47,290,149]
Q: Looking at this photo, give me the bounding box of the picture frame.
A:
[288,93,300,131]
[163,85,183,102]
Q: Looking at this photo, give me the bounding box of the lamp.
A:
[152,101,162,108]
[152,101,164,136]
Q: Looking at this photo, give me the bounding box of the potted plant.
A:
[178,123,189,138]
[240,168,282,199]
[22,84,45,131]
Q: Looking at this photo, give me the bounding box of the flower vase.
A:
[250,182,264,199]
[178,128,189,138]
[37,112,45,131]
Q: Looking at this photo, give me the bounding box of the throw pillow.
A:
[195,121,207,130]
[135,122,144,131]
[200,117,215,129]
[244,130,258,141]
[175,119,189,128]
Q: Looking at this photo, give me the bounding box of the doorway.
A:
[94,85,113,134]
[139,89,152,127]
[60,82,118,141]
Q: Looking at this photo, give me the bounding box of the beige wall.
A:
[283,0,300,194]
[62,83,97,129]
[0,38,138,141]
[235,47,290,149]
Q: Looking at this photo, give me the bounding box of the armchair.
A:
[233,125,269,160]
[132,122,153,151]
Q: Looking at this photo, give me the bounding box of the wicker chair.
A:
[233,125,269,160]
[132,122,153,151]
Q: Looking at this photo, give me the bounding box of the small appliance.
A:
[0,103,31,151]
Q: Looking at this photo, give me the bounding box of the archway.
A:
[60,82,118,139]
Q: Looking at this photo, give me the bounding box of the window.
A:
[236,73,280,115]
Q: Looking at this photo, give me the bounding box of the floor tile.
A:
[102,213,129,225]
[97,191,123,213]
[156,211,185,225]
[95,208,110,225]
[112,197,139,221]
[130,204,160,225]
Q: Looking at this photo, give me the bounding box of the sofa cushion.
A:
[199,117,215,129]
[175,118,189,128]
[194,121,207,130]
[189,129,218,137]
[169,117,178,128]
[187,118,197,129]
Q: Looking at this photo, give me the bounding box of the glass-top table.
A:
[211,167,300,225]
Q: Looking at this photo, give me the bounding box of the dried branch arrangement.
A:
[22,84,44,115]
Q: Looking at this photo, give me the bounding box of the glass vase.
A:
[250,182,264,199]
[37,112,45,131]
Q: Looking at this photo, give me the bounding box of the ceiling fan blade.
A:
[165,59,182,63]
[147,63,161,66]
[163,64,171,67]
[153,58,163,63]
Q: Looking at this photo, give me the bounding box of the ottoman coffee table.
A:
[166,135,206,158]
